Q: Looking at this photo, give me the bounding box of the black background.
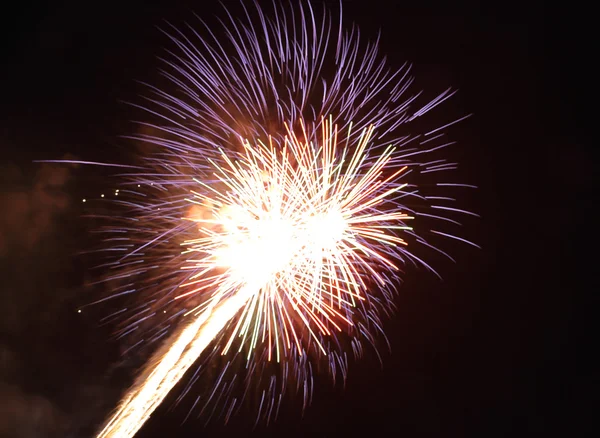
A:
[0,1,594,437]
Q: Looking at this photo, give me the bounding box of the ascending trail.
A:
[97,286,257,438]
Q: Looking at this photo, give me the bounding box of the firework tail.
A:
[97,285,257,438]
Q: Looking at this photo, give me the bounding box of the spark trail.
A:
[97,285,256,438]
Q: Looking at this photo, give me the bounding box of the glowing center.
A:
[216,211,295,283]
[215,207,347,284]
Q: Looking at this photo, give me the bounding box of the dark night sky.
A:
[0,1,594,437]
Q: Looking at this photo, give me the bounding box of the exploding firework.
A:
[74,2,478,437]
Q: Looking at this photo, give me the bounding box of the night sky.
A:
[0,1,593,437]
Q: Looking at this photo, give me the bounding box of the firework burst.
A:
[71,1,479,437]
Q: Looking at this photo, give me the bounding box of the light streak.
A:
[97,285,257,438]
